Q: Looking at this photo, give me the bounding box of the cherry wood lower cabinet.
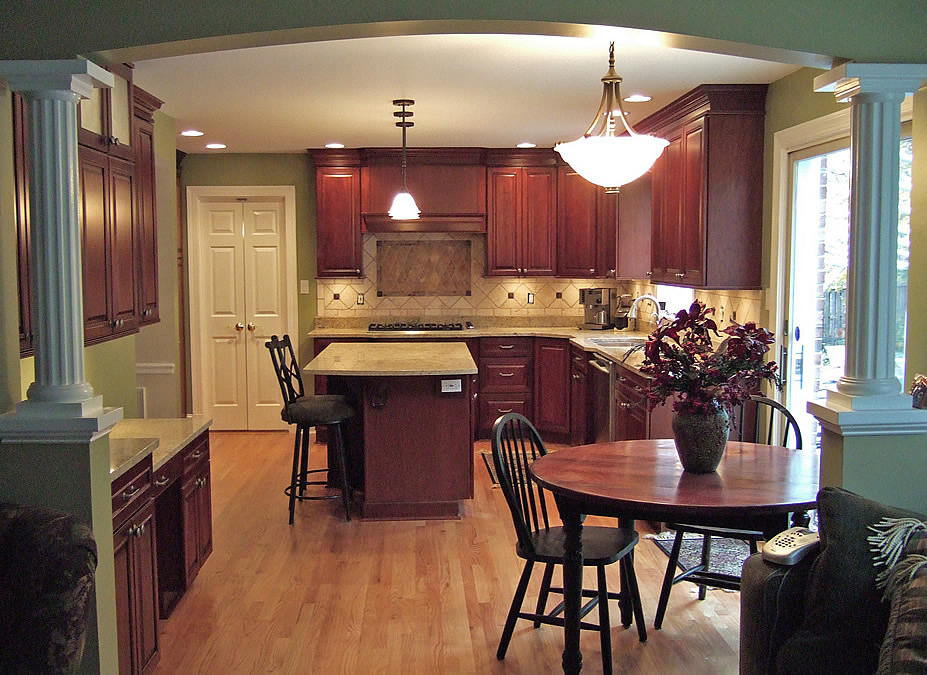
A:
[533,338,571,437]
[569,345,592,445]
[112,457,159,675]
[613,362,673,441]
[153,431,212,619]
[478,337,534,436]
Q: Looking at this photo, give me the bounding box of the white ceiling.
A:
[132,33,801,155]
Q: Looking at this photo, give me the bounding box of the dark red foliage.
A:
[639,300,779,415]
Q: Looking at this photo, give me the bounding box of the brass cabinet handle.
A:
[498,372,515,377]
[497,408,513,414]
[498,344,515,350]
[154,475,170,487]
[122,485,140,500]
[191,449,204,459]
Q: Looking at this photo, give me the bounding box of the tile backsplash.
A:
[317,232,762,328]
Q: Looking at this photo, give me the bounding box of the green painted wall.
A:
[2,1,926,64]
[180,153,318,363]
[0,91,19,414]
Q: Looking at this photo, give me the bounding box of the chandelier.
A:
[388,98,421,220]
[555,43,668,193]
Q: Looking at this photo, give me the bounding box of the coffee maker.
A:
[579,288,615,330]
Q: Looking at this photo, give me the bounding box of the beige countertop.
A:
[306,341,478,376]
[109,415,213,479]
[308,325,652,371]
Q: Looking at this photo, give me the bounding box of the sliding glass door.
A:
[784,131,912,448]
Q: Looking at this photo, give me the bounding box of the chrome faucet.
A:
[628,294,671,329]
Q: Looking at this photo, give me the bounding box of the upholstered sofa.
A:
[740,487,927,675]
[0,502,98,673]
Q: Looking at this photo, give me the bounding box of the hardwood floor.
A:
[154,431,741,674]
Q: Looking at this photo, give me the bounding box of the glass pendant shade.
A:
[388,188,421,220]
[555,43,667,193]
[389,98,420,220]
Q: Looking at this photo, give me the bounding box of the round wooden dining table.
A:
[529,438,820,674]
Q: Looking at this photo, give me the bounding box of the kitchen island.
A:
[305,341,478,519]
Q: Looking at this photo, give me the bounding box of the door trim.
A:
[186,185,298,419]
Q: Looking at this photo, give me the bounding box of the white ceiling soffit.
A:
[132,32,808,154]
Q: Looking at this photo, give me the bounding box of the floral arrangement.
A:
[639,300,779,416]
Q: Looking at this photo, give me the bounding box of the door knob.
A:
[235,322,244,331]
[247,322,256,331]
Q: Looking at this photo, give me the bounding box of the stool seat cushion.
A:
[282,395,355,426]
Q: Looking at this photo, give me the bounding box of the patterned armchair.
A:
[0,502,98,673]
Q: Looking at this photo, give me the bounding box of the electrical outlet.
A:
[719,306,725,322]
[527,292,535,304]
[732,310,737,321]
[299,279,310,295]
[440,378,462,393]
[357,293,365,306]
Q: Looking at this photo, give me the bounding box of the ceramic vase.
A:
[671,408,730,473]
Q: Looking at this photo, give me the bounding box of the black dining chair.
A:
[653,395,804,629]
[265,334,354,523]
[491,413,646,674]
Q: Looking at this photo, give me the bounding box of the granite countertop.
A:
[306,341,478,376]
[309,325,652,371]
[109,414,213,480]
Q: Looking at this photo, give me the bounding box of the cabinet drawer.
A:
[151,454,181,499]
[481,337,532,358]
[481,359,532,392]
[112,456,153,529]
[181,432,210,477]
[480,395,534,430]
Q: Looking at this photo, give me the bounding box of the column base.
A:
[0,399,123,442]
[808,389,927,437]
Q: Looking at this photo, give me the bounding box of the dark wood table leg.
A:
[555,495,584,674]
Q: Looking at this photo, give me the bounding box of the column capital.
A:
[0,59,113,99]
[814,62,927,102]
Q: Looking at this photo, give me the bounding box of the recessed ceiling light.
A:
[624,94,652,103]
[516,142,537,149]
[180,129,204,137]
[325,142,345,149]
[205,143,227,150]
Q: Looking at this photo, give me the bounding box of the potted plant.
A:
[639,300,779,472]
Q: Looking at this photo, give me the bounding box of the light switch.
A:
[527,292,535,304]
[357,293,365,305]
[299,279,310,295]
[440,378,462,393]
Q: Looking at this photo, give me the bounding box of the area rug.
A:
[649,531,752,578]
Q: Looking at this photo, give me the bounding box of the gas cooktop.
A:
[367,321,473,332]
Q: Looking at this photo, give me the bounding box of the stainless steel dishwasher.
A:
[589,356,615,443]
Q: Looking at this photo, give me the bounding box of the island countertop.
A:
[306,341,478,376]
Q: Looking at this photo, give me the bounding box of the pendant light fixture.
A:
[388,98,421,220]
[555,43,668,193]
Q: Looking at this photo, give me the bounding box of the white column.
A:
[809,63,927,433]
[0,60,122,430]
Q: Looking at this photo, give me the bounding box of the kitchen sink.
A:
[587,336,646,348]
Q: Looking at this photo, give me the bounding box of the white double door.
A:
[188,187,297,430]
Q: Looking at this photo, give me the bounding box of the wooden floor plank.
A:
[154,431,742,674]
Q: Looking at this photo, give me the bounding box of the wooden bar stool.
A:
[265,334,354,524]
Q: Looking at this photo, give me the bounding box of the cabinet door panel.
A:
[195,466,213,565]
[110,157,139,333]
[135,118,159,323]
[682,119,706,285]
[522,168,556,276]
[316,168,361,277]
[487,168,520,275]
[557,168,598,278]
[80,149,112,341]
[134,502,160,674]
[181,477,201,584]
[534,338,570,434]
[113,521,133,675]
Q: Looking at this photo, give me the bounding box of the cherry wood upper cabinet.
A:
[312,150,363,278]
[556,167,617,279]
[636,84,767,289]
[360,148,487,232]
[486,150,557,277]
[134,87,164,325]
[78,62,136,162]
